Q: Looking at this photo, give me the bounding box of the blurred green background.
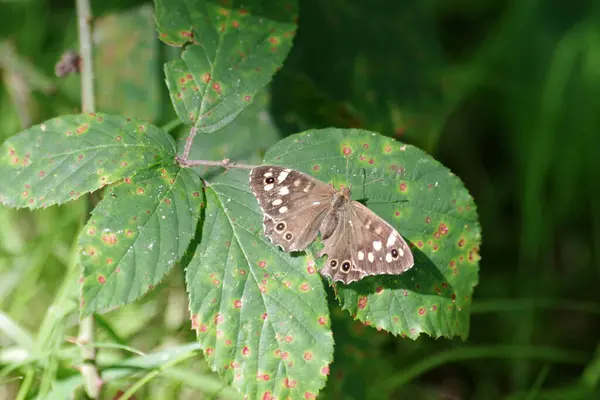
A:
[0,0,598,399]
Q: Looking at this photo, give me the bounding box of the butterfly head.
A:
[339,185,352,199]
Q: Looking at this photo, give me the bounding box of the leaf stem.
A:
[177,156,258,170]
[179,126,197,161]
[76,0,101,397]
[176,125,259,170]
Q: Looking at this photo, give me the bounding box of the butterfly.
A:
[249,165,414,284]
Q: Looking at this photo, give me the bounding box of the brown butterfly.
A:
[249,166,414,284]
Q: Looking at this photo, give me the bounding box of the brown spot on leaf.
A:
[284,378,297,388]
[101,234,117,245]
[358,296,368,309]
[76,124,89,135]
[262,392,273,400]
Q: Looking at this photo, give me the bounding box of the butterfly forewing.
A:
[249,166,334,252]
[349,201,414,276]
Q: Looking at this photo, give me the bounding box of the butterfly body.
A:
[249,165,414,284]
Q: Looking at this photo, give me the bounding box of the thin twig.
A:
[175,125,258,170]
[177,156,258,170]
[180,126,197,161]
[77,0,95,113]
[75,0,101,397]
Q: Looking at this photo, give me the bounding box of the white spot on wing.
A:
[279,186,289,195]
[375,226,383,234]
[263,172,273,177]
[358,251,364,260]
[279,206,288,214]
[368,252,374,263]
[272,199,282,206]
[386,234,397,247]
[386,253,392,263]
[398,248,404,257]
[373,241,382,251]
[293,179,301,186]
[264,183,274,191]
[312,201,320,206]
[277,171,289,183]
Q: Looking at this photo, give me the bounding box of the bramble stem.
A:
[180,126,197,162]
[177,156,258,170]
[77,0,94,114]
[76,0,101,397]
[176,125,258,170]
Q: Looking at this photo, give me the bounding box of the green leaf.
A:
[261,129,481,339]
[94,4,161,122]
[0,113,175,209]
[79,165,203,315]
[155,0,298,132]
[186,169,333,399]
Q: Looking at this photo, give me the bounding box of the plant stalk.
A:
[75,0,100,397]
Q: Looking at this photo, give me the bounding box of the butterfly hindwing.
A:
[318,200,414,284]
[318,214,367,283]
[348,201,414,277]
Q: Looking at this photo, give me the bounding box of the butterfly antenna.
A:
[362,172,384,199]
[364,177,384,186]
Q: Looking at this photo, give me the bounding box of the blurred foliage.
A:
[0,0,599,399]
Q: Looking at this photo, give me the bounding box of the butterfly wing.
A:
[249,165,335,252]
[317,214,366,283]
[319,200,414,284]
